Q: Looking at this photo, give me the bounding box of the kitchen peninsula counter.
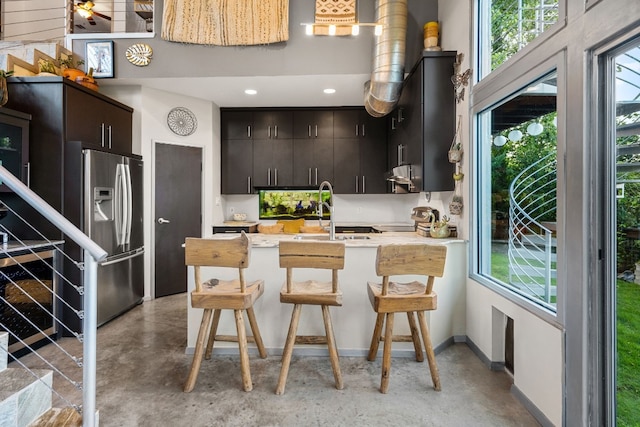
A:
[186,233,467,356]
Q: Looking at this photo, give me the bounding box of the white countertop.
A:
[207,232,464,248]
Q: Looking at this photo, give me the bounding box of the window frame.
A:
[471,50,567,327]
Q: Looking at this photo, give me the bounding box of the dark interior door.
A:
[154,143,202,297]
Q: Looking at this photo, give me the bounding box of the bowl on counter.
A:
[232,213,247,222]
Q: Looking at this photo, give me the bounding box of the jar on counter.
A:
[423,21,441,51]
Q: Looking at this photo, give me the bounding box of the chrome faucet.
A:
[317,181,335,240]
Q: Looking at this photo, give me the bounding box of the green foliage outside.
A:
[617,279,640,426]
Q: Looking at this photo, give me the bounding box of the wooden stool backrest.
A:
[375,244,447,296]
[185,232,251,292]
[279,240,345,293]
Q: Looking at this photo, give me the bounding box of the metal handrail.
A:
[0,165,105,427]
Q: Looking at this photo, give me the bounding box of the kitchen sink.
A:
[293,235,371,241]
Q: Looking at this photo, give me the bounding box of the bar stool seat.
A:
[183,233,267,393]
[275,240,345,395]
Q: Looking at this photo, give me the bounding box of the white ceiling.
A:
[100,73,373,108]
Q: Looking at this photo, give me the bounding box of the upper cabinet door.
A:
[221,111,253,139]
[293,110,334,139]
[333,109,360,139]
[253,110,293,139]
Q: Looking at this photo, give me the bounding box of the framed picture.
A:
[85,41,114,78]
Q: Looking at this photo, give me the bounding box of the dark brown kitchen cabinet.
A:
[333,109,387,194]
[252,138,293,187]
[388,51,456,192]
[293,110,334,139]
[252,110,293,139]
[0,108,30,192]
[65,85,132,153]
[221,110,253,140]
[221,139,253,194]
[293,138,333,186]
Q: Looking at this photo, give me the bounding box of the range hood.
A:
[386,164,420,192]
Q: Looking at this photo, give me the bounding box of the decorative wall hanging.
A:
[452,53,472,104]
[167,107,197,136]
[126,43,153,67]
[449,115,464,216]
[313,0,356,36]
[161,0,289,46]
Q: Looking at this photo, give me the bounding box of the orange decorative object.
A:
[75,75,99,91]
[63,68,86,81]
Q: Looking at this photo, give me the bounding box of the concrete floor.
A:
[20,293,541,426]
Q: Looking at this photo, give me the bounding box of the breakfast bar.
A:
[185,232,467,356]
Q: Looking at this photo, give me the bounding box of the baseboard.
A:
[511,383,554,427]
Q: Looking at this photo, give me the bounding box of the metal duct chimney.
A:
[364,0,407,117]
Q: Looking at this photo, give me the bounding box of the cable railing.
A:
[0,166,106,427]
[508,152,557,308]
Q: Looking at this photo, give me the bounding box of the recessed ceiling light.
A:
[244,89,257,95]
[323,88,336,94]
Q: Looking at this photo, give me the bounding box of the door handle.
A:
[157,217,171,224]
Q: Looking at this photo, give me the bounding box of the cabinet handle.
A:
[397,144,402,165]
[267,168,271,186]
[355,175,358,193]
[274,168,278,186]
[308,125,312,138]
[100,123,106,147]
[268,125,271,138]
[315,168,318,185]
[308,168,312,185]
[391,117,397,130]
[108,125,113,149]
[24,162,30,188]
[362,176,366,193]
[315,125,318,137]
[361,124,365,137]
[355,124,359,136]
[247,176,252,194]
[275,125,278,138]
[247,125,251,138]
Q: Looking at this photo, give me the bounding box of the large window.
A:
[477,0,559,79]
[476,71,558,312]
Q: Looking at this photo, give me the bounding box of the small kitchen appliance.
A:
[412,206,458,238]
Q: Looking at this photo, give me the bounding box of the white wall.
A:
[439,1,562,425]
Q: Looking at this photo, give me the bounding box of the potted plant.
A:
[58,55,85,81]
[38,59,58,76]
[0,69,14,106]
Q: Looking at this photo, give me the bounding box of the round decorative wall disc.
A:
[167,107,197,136]
[126,43,153,67]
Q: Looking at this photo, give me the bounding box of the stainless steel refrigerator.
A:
[83,149,144,326]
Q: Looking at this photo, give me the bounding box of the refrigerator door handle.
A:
[100,248,145,266]
[124,164,133,246]
[115,164,128,247]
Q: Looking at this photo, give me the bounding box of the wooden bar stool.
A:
[275,240,345,395]
[183,233,267,392]
[366,243,447,393]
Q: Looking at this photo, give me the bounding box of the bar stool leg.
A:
[321,305,343,390]
[276,304,302,395]
[234,309,252,392]
[184,308,213,392]
[204,309,221,360]
[417,310,441,391]
[367,313,385,361]
[246,307,267,359]
[380,312,394,394]
[407,311,424,362]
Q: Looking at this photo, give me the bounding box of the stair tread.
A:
[0,368,52,400]
[28,407,82,427]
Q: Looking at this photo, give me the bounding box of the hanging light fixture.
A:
[508,130,523,142]
[493,135,507,146]
[526,122,544,136]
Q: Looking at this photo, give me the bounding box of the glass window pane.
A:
[477,71,558,312]
[478,0,559,79]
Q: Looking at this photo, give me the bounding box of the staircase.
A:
[0,333,82,427]
[0,41,77,77]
